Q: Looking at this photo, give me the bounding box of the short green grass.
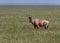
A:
[0,5,60,43]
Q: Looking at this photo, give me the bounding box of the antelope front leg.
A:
[34,25,39,29]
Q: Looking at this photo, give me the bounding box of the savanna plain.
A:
[0,5,60,43]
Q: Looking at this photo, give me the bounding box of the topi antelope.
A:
[28,16,49,29]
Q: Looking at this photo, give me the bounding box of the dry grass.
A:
[0,5,60,43]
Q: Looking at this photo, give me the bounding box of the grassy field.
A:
[0,5,60,43]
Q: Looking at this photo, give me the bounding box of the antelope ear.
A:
[29,16,32,18]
